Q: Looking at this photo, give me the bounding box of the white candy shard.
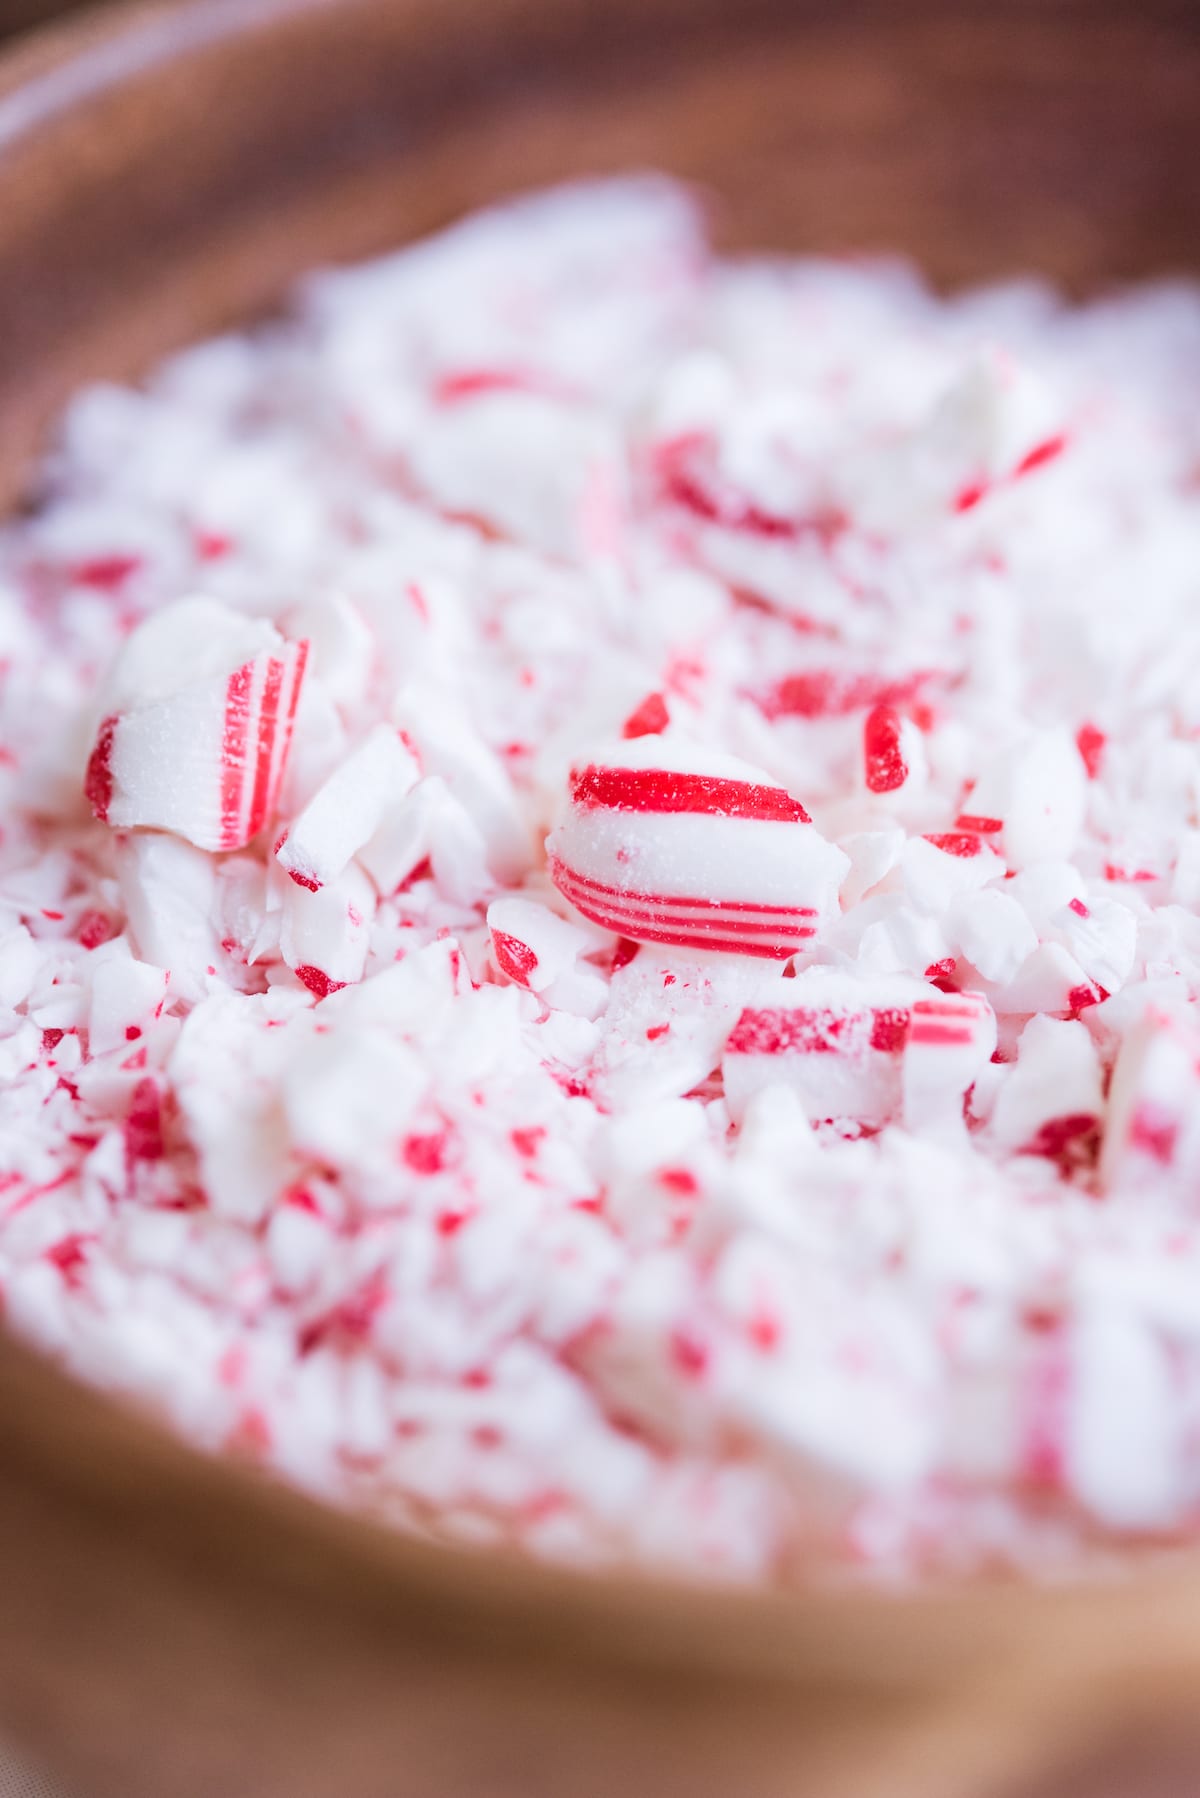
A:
[944,889,1037,986]
[1067,1306,1179,1530]
[993,942,1090,1017]
[838,827,906,910]
[486,896,592,993]
[1049,893,1136,998]
[393,686,531,882]
[548,735,848,960]
[1100,1007,1200,1199]
[281,591,373,714]
[0,925,41,1009]
[114,832,220,999]
[86,597,308,851]
[170,989,309,1222]
[990,1015,1104,1158]
[279,860,376,997]
[900,832,1004,914]
[87,941,170,1056]
[962,730,1087,869]
[275,725,419,892]
[359,775,493,906]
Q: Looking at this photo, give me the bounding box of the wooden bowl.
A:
[0,4,1198,1794]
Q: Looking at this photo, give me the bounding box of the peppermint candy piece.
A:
[722,970,925,1126]
[279,860,376,999]
[547,738,847,960]
[902,992,996,1133]
[85,597,308,852]
[1101,1008,1200,1198]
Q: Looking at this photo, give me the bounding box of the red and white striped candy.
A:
[547,738,847,960]
[902,992,995,1132]
[722,971,925,1126]
[85,598,308,853]
[1100,1008,1200,1198]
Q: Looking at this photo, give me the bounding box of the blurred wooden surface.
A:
[0,2,1197,1795]
[0,0,80,40]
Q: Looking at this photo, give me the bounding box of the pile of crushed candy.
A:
[4,177,1200,1585]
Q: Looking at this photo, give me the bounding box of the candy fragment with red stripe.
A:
[902,992,996,1132]
[548,737,847,961]
[990,1015,1104,1159]
[487,895,596,994]
[1100,1008,1200,1197]
[279,860,376,996]
[722,970,926,1125]
[85,598,308,852]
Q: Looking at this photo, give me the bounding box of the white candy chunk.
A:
[266,1198,331,1296]
[1171,830,1200,907]
[738,1066,818,1148]
[278,672,347,812]
[945,889,1037,985]
[423,786,496,908]
[1067,1308,1179,1529]
[964,730,1086,869]
[85,597,308,851]
[599,1098,709,1235]
[486,896,591,993]
[1101,1008,1200,1198]
[902,992,996,1134]
[115,833,220,997]
[357,776,437,895]
[275,725,419,892]
[282,1027,426,1173]
[393,686,531,881]
[900,834,1003,914]
[0,926,40,1008]
[847,346,1065,531]
[538,964,610,1021]
[833,893,948,978]
[990,1015,1104,1155]
[86,942,169,1055]
[1006,862,1088,935]
[722,968,924,1126]
[282,591,373,713]
[1050,894,1136,997]
[838,828,906,909]
[214,855,271,968]
[279,860,376,996]
[548,734,848,960]
[588,954,752,1110]
[993,942,1089,1016]
[359,775,493,906]
[408,392,607,556]
[928,346,1064,480]
[170,989,310,1222]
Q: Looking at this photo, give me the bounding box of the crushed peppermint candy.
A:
[3,177,1200,1584]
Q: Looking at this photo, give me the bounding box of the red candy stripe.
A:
[570,764,811,823]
